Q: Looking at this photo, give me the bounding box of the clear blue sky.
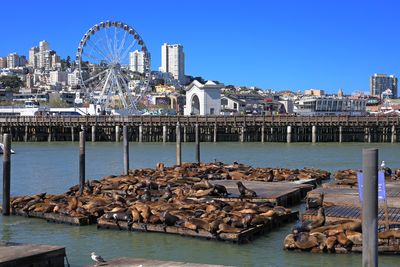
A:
[1,0,399,94]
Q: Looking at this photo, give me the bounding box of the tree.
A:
[0,76,22,90]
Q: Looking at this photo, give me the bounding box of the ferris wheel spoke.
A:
[83,69,109,85]
[117,30,128,62]
[81,52,110,66]
[120,39,138,62]
[104,27,116,62]
[114,76,129,109]
[113,27,118,58]
[86,40,113,63]
[118,73,138,109]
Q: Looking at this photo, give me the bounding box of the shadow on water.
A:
[0,142,399,266]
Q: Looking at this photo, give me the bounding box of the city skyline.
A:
[1,0,400,93]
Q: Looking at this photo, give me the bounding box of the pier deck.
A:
[97,212,299,244]
[86,257,231,267]
[195,180,314,206]
[0,242,65,267]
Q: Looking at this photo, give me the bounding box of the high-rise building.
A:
[0,57,7,68]
[38,40,51,69]
[159,43,185,83]
[129,50,145,73]
[7,53,20,69]
[19,55,27,66]
[51,53,61,69]
[29,47,39,67]
[49,70,67,85]
[370,73,398,99]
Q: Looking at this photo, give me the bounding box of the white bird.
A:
[381,161,386,169]
[91,252,106,265]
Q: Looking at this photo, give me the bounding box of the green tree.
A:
[47,98,71,108]
[0,76,22,89]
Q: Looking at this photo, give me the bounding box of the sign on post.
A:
[357,171,386,202]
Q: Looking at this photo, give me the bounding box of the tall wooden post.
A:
[79,130,86,195]
[91,125,96,142]
[163,125,167,143]
[2,134,11,215]
[287,125,292,143]
[115,125,120,142]
[176,122,182,166]
[123,126,129,175]
[195,123,200,163]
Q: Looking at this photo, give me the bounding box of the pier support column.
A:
[339,126,343,143]
[115,125,120,142]
[123,126,129,175]
[240,126,245,142]
[391,125,397,143]
[47,127,52,142]
[270,127,274,142]
[261,125,265,143]
[362,148,378,267]
[287,125,292,143]
[176,122,182,166]
[24,126,28,142]
[183,125,187,143]
[79,130,86,195]
[195,123,200,163]
[214,124,217,143]
[368,128,372,143]
[163,125,167,143]
[2,134,11,215]
[139,125,143,143]
[91,125,96,142]
[312,125,317,143]
[0,126,3,143]
[71,127,75,142]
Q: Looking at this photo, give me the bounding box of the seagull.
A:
[91,252,106,265]
[381,161,385,169]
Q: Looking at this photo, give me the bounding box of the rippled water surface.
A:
[0,142,399,266]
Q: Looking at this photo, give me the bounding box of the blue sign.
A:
[357,171,386,202]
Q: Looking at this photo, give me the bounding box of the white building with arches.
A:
[184,80,223,116]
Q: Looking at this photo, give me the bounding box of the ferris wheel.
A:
[76,21,151,114]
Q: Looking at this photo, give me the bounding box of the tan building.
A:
[304,89,325,96]
[0,57,7,68]
[155,85,177,93]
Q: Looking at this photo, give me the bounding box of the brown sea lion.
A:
[236,181,257,197]
[337,232,352,247]
[217,223,241,234]
[310,232,327,250]
[378,229,400,239]
[325,236,337,251]
[283,234,296,249]
[130,207,142,222]
[294,232,318,250]
[346,230,362,245]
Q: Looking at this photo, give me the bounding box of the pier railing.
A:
[0,115,399,126]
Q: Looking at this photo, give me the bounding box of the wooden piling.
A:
[123,125,129,175]
[79,130,85,195]
[195,123,200,163]
[214,124,217,143]
[312,125,317,143]
[115,125,120,142]
[24,126,28,142]
[392,125,396,143]
[139,125,143,143]
[176,122,181,166]
[71,127,75,142]
[163,125,167,143]
[287,125,292,143]
[261,125,265,143]
[339,126,342,143]
[91,125,96,142]
[2,134,11,215]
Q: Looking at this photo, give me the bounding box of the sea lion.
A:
[217,223,241,234]
[378,229,400,239]
[236,181,257,197]
[266,169,274,182]
[346,230,362,245]
[306,193,324,209]
[187,218,211,232]
[310,232,327,251]
[294,232,319,250]
[337,232,352,247]
[283,234,297,249]
[192,180,213,190]
[130,207,142,223]
[213,184,228,196]
[325,236,337,251]
[156,162,165,172]
[160,211,180,226]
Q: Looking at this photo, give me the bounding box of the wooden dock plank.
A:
[86,257,231,267]
[0,242,65,267]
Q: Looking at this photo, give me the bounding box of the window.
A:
[210,108,214,115]
[234,103,238,109]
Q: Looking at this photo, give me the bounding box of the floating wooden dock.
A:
[303,205,400,226]
[309,181,400,208]
[197,180,314,206]
[86,257,231,267]
[97,212,299,244]
[0,242,65,267]
[13,209,92,226]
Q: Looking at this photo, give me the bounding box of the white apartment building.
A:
[29,47,39,68]
[67,70,80,87]
[49,70,67,86]
[159,43,185,84]
[7,53,20,69]
[129,50,145,73]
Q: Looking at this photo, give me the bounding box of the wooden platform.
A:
[303,205,400,226]
[86,257,231,267]
[308,181,400,208]
[198,180,313,206]
[97,212,299,244]
[13,209,92,226]
[0,242,65,267]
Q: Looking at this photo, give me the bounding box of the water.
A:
[0,142,399,266]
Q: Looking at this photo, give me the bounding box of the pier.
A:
[0,115,399,142]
